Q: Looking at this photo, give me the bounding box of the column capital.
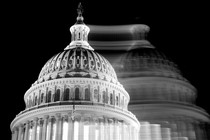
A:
[24,120,30,124]
[108,118,113,123]
[103,116,108,122]
[33,117,39,122]
[113,118,119,123]
[63,114,68,120]
[12,126,18,131]
[98,117,104,123]
[67,112,73,117]
[38,118,43,125]
[43,115,49,119]
[55,113,62,119]
[49,115,55,119]
[18,123,24,129]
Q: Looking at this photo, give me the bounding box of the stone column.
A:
[55,114,63,140]
[78,116,84,140]
[62,115,68,140]
[89,117,95,140]
[46,116,53,140]
[41,115,49,140]
[32,118,38,140]
[104,117,109,140]
[131,126,135,140]
[108,119,113,140]
[113,119,116,140]
[98,118,104,140]
[67,114,74,140]
[128,125,131,140]
[12,128,17,140]
[18,124,23,140]
[13,127,18,140]
[11,130,15,140]
[135,127,139,140]
[24,121,29,140]
[38,118,43,140]
[120,122,124,140]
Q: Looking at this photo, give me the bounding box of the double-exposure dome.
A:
[10,3,210,140]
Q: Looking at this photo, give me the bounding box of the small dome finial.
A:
[65,2,94,50]
[76,2,84,23]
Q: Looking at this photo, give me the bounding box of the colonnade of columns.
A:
[11,114,138,140]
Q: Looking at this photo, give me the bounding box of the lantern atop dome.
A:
[65,3,94,50]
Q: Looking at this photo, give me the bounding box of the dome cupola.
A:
[65,3,93,51]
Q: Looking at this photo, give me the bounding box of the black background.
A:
[3,0,209,137]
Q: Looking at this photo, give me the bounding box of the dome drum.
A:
[24,78,130,112]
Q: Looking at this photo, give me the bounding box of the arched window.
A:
[54,89,61,102]
[34,96,38,106]
[47,91,52,103]
[64,88,70,101]
[98,93,101,102]
[40,93,44,103]
[78,32,81,40]
[105,92,109,104]
[103,91,106,103]
[110,93,113,105]
[75,88,80,100]
[94,89,98,102]
[116,96,119,106]
[85,88,90,101]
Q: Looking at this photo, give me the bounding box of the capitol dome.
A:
[10,3,139,140]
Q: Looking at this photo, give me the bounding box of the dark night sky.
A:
[4,0,209,137]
